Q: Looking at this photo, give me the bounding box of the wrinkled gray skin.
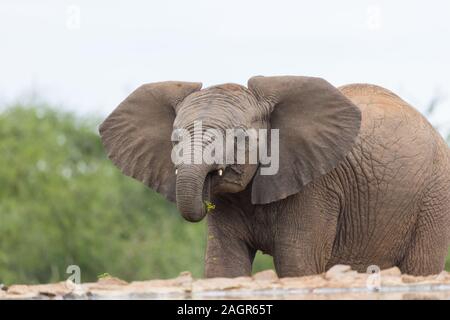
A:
[100,76,450,277]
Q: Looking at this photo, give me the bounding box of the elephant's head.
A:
[99,76,361,222]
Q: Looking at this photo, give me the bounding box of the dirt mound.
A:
[2,265,450,300]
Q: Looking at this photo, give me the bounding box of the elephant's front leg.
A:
[273,181,340,277]
[204,215,256,278]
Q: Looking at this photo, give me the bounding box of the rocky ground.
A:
[2,265,450,300]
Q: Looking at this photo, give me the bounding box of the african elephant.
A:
[99,76,450,277]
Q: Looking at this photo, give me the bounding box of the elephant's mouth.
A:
[177,166,248,222]
[210,165,247,194]
[202,172,212,204]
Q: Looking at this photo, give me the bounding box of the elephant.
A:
[99,76,450,277]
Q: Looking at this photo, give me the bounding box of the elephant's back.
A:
[339,83,404,106]
[338,83,438,155]
[329,83,443,266]
[339,83,432,129]
[338,83,446,164]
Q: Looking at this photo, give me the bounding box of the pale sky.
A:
[1,0,449,136]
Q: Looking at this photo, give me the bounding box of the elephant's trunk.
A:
[176,163,212,222]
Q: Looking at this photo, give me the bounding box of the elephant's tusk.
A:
[218,169,223,176]
[175,169,178,175]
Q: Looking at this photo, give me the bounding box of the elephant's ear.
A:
[248,76,361,204]
[99,81,202,202]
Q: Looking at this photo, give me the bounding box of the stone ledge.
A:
[2,265,450,300]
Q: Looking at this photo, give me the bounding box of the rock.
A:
[83,276,128,293]
[325,265,351,278]
[125,280,187,297]
[111,271,195,298]
[192,277,252,292]
[380,275,404,287]
[380,267,402,277]
[129,271,193,291]
[323,265,373,289]
[97,276,128,286]
[325,265,358,281]
[80,277,131,299]
[280,275,328,290]
[252,270,278,282]
[6,287,37,299]
[6,284,36,296]
[401,274,434,284]
[377,270,450,286]
[7,282,72,298]
[435,271,450,283]
[175,271,194,289]
[63,289,90,300]
[327,273,368,289]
